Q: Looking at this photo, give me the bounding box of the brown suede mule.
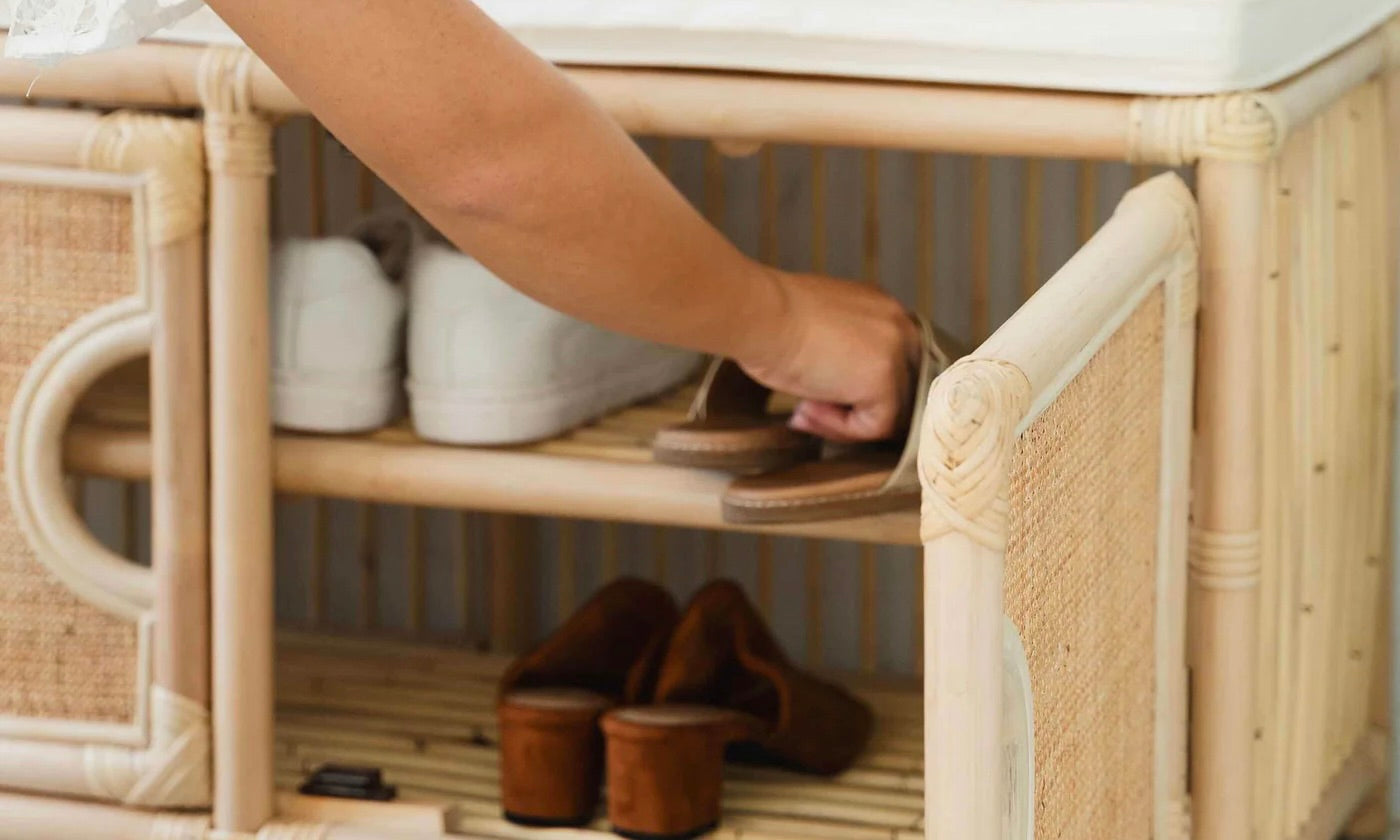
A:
[497,578,679,828]
[601,580,873,840]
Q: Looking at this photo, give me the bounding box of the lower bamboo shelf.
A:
[275,633,924,840]
[63,362,919,545]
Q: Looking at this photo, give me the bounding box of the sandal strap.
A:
[691,314,963,477]
[687,357,771,421]
[883,315,962,493]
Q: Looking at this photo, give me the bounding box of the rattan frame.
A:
[920,173,1198,839]
[0,108,209,808]
[0,12,1393,840]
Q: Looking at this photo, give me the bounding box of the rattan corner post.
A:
[920,174,1200,839]
[1191,156,1268,840]
[197,47,278,835]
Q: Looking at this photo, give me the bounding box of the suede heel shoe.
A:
[602,580,872,838]
[498,578,679,827]
[602,706,762,840]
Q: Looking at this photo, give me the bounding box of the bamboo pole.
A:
[307,120,326,236]
[805,541,824,667]
[0,791,204,840]
[557,519,577,623]
[304,123,329,628]
[120,480,139,559]
[57,429,926,544]
[652,525,669,586]
[703,530,721,580]
[456,512,474,640]
[805,146,829,664]
[307,497,327,627]
[0,37,1138,157]
[489,515,535,653]
[1077,161,1098,244]
[359,504,379,630]
[923,535,1003,838]
[358,161,376,213]
[861,150,882,673]
[1020,159,1043,301]
[203,54,277,831]
[970,157,990,342]
[1190,158,1266,840]
[150,233,209,705]
[407,507,426,635]
[756,144,778,616]
[916,154,935,318]
[913,153,935,674]
[602,522,621,581]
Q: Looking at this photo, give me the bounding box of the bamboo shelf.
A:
[63,363,920,546]
[274,632,924,840]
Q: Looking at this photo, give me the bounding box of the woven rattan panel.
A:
[1005,286,1165,840]
[0,182,139,724]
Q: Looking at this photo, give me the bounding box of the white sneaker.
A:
[269,215,414,433]
[406,244,700,445]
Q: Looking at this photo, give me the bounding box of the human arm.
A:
[206,0,919,440]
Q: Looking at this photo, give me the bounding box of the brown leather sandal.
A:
[720,315,957,524]
[497,578,679,827]
[601,581,872,839]
[652,358,820,473]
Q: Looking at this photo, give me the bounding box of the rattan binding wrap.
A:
[1004,287,1166,840]
[0,182,140,725]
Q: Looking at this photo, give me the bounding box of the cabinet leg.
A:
[201,48,278,834]
[1190,159,1267,840]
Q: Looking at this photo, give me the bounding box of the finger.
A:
[840,399,902,442]
[790,400,866,443]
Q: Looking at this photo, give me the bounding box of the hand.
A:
[737,270,921,444]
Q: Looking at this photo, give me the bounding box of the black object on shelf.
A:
[298,764,398,801]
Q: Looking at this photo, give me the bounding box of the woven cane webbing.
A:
[1005,287,1165,840]
[0,182,139,724]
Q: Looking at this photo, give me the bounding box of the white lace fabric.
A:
[2,0,205,63]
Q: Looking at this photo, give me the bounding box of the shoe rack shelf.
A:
[63,362,920,547]
[275,633,924,840]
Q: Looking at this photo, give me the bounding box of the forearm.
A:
[206,0,786,362]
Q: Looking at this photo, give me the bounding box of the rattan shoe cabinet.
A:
[0,15,1396,840]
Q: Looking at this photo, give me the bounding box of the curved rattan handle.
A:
[6,299,155,619]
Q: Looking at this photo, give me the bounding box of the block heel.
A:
[498,688,612,827]
[496,579,680,828]
[601,706,760,840]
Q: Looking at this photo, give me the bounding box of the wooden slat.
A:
[1078,161,1098,245]
[860,150,881,672]
[602,523,621,581]
[358,162,376,213]
[456,512,474,640]
[272,633,924,840]
[308,495,328,627]
[1021,158,1043,302]
[916,154,934,319]
[557,519,578,623]
[66,418,922,546]
[307,120,326,236]
[406,507,426,634]
[358,504,379,630]
[756,144,779,616]
[121,480,139,559]
[970,157,990,342]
